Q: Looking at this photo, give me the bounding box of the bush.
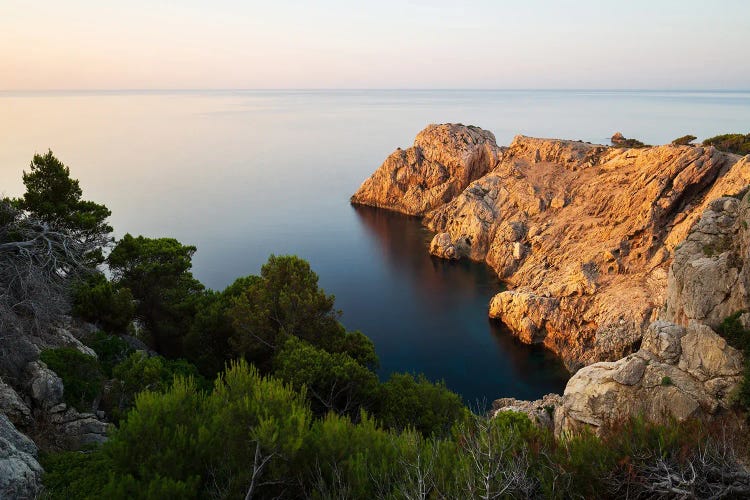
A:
[672,134,697,146]
[717,312,750,413]
[40,449,113,500]
[103,360,311,499]
[703,133,750,155]
[376,372,467,437]
[72,273,136,333]
[107,351,207,421]
[39,348,104,412]
[273,337,379,417]
[82,331,133,377]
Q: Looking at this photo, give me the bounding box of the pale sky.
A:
[2,0,748,90]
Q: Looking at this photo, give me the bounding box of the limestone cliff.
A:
[553,194,750,434]
[351,124,501,216]
[352,124,750,370]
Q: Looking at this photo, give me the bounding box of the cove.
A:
[332,205,570,407]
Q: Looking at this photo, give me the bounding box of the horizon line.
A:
[2,87,750,93]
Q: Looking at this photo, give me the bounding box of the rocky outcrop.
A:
[554,321,743,434]
[353,124,750,370]
[492,393,562,431]
[553,193,750,434]
[0,320,110,459]
[351,124,501,216]
[45,404,109,450]
[664,195,750,329]
[0,379,31,428]
[0,414,42,499]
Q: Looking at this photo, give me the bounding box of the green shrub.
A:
[39,348,104,412]
[104,360,310,499]
[613,138,648,148]
[717,311,750,351]
[661,376,673,386]
[82,331,133,377]
[106,351,207,422]
[672,134,697,146]
[717,312,750,413]
[40,448,113,500]
[273,337,379,417]
[72,273,136,333]
[703,133,750,155]
[376,372,467,437]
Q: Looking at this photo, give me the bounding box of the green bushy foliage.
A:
[108,234,204,357]
[81,331,133,377]
[72,273,136,333]
[228,255,378,371]
[613,138,648,148]
[274,337,379,417]
[717,311,750,413]
[40,449,114,500]
[672,134,697,146]
[13,150,112,264]
[703,133,750,155]
[182,275,259,377]
[39,348,104,412]
[107,351,207,421]
[377,372,468,437]
[105,360,311,498]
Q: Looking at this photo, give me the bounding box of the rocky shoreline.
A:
[353,123,750,433]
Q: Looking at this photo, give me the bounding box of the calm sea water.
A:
[2,90,749,405]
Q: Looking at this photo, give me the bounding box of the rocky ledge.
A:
[352,124,750,371]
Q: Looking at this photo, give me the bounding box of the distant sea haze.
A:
[2,89,747,405]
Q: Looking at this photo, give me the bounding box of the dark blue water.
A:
[3,89,749,404]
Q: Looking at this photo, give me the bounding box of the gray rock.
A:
[24,361,63,408]
[0,378,32,427]
[0,414,42,499]
[664,194,750,329]
[48,408,110,450]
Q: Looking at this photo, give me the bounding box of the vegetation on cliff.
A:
[703,133,750,155]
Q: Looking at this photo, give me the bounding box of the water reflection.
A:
[351,205,569,408]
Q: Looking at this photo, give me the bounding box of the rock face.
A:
[555,321,743,434]
[664,195,750,329]
[350,124,501,216]
[553,193,750,434]
[0,414,42,499]
[352,124,750,370]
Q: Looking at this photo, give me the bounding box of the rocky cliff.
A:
[353,124,750,370]
[350,123,501,216]
[551,193,750,434]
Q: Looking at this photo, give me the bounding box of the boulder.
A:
[664,193,750,330]
[0,378,32,428]
[554,320,743,436]
[24,361,63,409]
[0,414,42,499]
[47,406,110,450]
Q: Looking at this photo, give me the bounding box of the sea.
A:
[2,89,748,407]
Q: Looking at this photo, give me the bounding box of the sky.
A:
[1,0,748,90]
